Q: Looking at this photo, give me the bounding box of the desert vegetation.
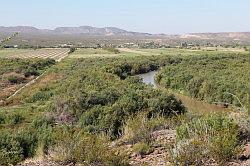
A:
[156,53,250,112]
[0,48,249,166]
[0,53,186,165]
[0,58,55,101]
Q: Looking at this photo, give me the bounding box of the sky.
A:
[1,0,250,34]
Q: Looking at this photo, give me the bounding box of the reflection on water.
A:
[138,71,157,87]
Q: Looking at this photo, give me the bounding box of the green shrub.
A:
[103,47,120,54]
[28,90,53,102]
[0,132,23,165]
[172,114,241,165]
[8,76,18,84]
[158,54,250,108]
[7,114,24,125]
[169,139,209,166]
[30,116,54,156]
[24,67,40,77]
[16,131,38,159]
[123,113,152,144]
[8,75,25,84]
[0,113,5,124]
[51,127,129,166]
[69,47,77,54]
[146,115,168,131]
[0,116,55,165]
[148,94,186,117]
[0,129,39,165]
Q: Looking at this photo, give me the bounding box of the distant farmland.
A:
[0,48,69,61]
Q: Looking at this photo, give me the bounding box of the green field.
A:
[0,47,249,165]
[68,48,147,58]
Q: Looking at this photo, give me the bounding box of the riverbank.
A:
[138,71,233,113]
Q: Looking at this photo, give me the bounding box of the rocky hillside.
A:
[0,26,151,36]
[1,26,249,39]
[180,32,250,41]
[0,26,250,46]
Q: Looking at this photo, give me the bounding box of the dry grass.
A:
[118,48,151,55]
[171,114,241,165]
[175,93,233,114]
[0,48,69,61]
[156,87,232,115]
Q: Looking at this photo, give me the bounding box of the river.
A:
[138,71,157,87]
[138,71,231,113]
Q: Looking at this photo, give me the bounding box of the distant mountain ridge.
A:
[180,32,250,40]
[0,26,250,41]
[0,26,152,36]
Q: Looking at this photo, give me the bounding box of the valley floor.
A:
[0,47,249,166]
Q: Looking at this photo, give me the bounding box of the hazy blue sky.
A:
[1,0,250,34]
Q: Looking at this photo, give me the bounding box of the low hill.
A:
[0,26,250,46]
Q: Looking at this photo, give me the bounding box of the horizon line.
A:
[0,25,250,35]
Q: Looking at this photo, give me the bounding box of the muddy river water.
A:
[138,71,157,87]
[137,70,231,113]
